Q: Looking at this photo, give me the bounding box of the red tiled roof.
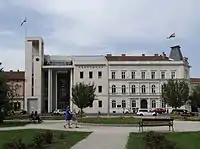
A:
[106,55,170,61]
[4,71,25,81]
[190,78,200,83]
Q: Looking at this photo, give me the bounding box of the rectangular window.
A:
[111,71,115,79]
[131,71,136,79]
[89,71,93,79]
[122,85,126,94]
[121,71,126,79]
[161,72,165,79]
[151,71,156,79]
[141,71,145,79]
[80,71,84,79]
[171,71,176,79]
[98,100,102,108]
[98,86,102,93]
[98,71,102,79]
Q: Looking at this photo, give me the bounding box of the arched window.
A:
[151,85,156,94]
[131,100,136,108]
[122,100,126,108]
[112,100,116,108]
[112,85,116,93]
[122,85,126,94]
[151,100,156,108]
[141,85,146,94]
[131,85,136,94]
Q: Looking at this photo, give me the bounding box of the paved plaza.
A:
[1,120,200,149]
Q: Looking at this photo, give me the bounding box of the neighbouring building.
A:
[5,70,25,110]
[25,37,191,114]
[190,78,200,88]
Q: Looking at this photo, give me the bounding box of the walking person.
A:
[64,106,72,128]
[71,109,79,128]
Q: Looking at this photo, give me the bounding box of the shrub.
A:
[2,138,26,149]
[143,131,175,149]
[33,132,45,149]
[43,130,53,144]
[59,132,64,139]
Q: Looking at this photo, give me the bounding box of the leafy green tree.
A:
[72,83,96,117]
[0,66,9,123]
[189,85,200,111]
[162,79,189,109]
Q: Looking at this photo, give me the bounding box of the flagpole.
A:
[24,18,27,40]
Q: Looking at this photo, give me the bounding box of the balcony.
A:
[44,60,73,66]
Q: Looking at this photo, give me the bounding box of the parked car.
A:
[53,109,65,115]
[20,110,27,115]
[123,108,131,114]
[171,109,195,116]
[136,109,157,116]
[152,108,166,114]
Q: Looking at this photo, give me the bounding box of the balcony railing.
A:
[44,60,73,66]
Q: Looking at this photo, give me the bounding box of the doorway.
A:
[140,99,147,109]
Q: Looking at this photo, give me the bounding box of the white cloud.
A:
[13,0,200,50]
[1,0,200,72]
[0,48,24,71]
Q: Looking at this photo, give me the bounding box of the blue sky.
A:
[0,0,200,77]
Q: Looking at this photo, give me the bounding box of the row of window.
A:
[90,100,165,109]
[111,71,176,79]
[80,71,102,79]
[79,70,176,80]
[111,100,165,108]
[111,84,164,94]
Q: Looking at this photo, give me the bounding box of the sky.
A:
[0,0,200,77]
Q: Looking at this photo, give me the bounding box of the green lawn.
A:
[126,132,200,149]
[0,121,31,127]
[79,117,140,124]
[0,129,91,149]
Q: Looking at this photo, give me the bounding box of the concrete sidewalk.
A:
[2,121,200,149]
[71,132,129,149]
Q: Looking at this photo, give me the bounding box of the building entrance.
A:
[57,71,70,110]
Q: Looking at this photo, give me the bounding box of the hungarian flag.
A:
[167,33,175,39]
[20,17,27,26]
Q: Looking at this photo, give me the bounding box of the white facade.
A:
[25,37,190,114]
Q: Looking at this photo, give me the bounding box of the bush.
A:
[143,131,175,149]
[59,132,64,139]
[2,138,26,149]
[43,130,53,144]
[33,132,45,149]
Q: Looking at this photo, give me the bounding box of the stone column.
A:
[48,69,52,113]
[70,69,73,111]
[148,98,151,110]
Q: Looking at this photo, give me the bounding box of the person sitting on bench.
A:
[34,111,42,123]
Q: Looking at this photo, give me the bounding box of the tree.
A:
[189,85,200,111]
[162,79,189,109]
[7,84,19,111]
[0,66,9,123]
[72,83,96,116]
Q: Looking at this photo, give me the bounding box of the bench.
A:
[139,118,174,132]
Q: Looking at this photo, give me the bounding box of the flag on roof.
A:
[167,33,175,39]
[20,17,27,26]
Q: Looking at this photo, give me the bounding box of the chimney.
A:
[154,54,158,56]
[169,45,183,61]
[106,54,112,56]
[142,54,145,56]
[121,54,126,56]
[162,52,166,57]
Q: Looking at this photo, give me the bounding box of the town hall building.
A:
[24,37,190,114]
